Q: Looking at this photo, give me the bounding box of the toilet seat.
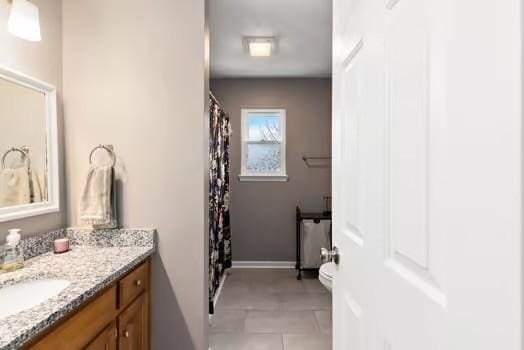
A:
[319,262,336,292]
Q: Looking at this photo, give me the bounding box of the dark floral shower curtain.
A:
[209,93,231,313]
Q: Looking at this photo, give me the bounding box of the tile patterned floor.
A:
[210,269,332,350]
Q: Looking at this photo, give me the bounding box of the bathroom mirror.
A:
[0,66,59,222]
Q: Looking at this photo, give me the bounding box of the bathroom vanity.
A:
[0,229,155,350]
[29,259,150,350]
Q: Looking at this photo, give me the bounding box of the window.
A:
[240,108,287,181]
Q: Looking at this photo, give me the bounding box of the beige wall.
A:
[211,78,332,261]
[0,0,65,240]
[62,0,208,349]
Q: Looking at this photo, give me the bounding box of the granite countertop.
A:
[0,228,156,350]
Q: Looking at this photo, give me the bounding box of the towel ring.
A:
[89,144,116,167]
[2,146,29,169]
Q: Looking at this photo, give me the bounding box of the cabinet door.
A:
[85,322,117,350]
[29,286,117,350]
[118,293,149,350]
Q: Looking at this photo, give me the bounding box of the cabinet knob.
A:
[124,330,130,338]
[136,279,142,286]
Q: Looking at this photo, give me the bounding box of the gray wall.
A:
[211,78,331,262]
[0,0,66,241]
[62,1,209,349]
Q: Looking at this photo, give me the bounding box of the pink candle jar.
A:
[53,238,70,254]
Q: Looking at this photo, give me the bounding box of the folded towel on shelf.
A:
[0,167,31,206]
[79,165,117,229]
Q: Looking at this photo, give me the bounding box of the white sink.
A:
[0,279,70,320]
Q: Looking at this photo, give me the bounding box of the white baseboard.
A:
[231,261,295,269]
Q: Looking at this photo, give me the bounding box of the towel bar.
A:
[302,155,331,168]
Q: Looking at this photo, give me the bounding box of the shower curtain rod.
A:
[209,91,224,110]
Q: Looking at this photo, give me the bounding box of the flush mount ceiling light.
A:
[245,37,276,57]
[7,0,41,42]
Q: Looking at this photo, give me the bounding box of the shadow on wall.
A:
[116,179,125,227]
[152,253,196,350]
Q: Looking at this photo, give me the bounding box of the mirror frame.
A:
[0,65,59,222]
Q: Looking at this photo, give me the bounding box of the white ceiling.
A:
[210,0,332,78]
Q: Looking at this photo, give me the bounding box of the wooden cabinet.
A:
[30,286,117,350]
[118,293,149,350]
[26,258,151,350]
[85,322,117,350]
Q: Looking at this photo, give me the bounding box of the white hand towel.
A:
[79,165,117,228]
[0,168,31,206]
[31,170,45,203]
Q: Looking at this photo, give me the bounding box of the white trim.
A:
[0,65,60,222]
[232,261,295,269]
[238,174,288,182]
[240,108,287,180]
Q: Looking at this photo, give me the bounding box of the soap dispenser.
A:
[2,229,24,272]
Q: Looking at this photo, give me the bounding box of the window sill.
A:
[238,174,289,182]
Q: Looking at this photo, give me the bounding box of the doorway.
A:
[208,1,333,349]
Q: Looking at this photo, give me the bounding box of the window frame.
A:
[239,108,288,182]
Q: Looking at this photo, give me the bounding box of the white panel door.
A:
[332,0,523,348]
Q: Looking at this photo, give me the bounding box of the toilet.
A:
[319,261,336,292]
